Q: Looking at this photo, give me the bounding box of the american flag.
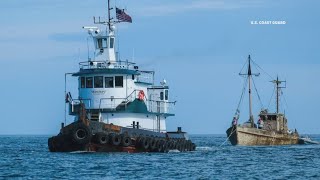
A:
[116,8,132,23]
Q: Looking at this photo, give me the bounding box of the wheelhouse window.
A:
[160,92,164,100]
[86,77,93,88]
[165,90,168,100]
[110,38,114,48]
[105,77,114,88]
[115,76,123,87]
[80,77,85,88]
[94,76,103,88]
[96,38,108,49]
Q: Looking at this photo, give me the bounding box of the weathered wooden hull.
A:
[226,126,301,146]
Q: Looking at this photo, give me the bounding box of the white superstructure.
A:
[66,3,175,133]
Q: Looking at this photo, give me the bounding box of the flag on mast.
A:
[116,8,132,23]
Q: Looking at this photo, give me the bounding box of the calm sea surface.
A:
[1,135,320,179]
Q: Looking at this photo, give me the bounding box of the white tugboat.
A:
[48,0,196,153]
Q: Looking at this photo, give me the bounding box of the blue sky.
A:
[0,0,320,135]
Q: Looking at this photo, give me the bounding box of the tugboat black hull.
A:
[48,121,196,153]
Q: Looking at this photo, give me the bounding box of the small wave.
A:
[168,149,180,153]
[196,146,218,151]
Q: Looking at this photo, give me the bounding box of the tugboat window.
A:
[94,76,103,88]
[97,39,103,49]
[105,77,114,88]
[110,38,114,48]
[160,92,164,100]
[165,90,168,100]
[81,77,85,88]
[96,38,108,49]
[115,76,123,87]
[86,77,93,88]
[102,38,107,48]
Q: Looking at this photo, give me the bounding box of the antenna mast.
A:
[108,0,112,31]
[93,0,113,31]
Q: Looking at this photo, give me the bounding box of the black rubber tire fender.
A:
[176,142,182,152]
[150,138,158,151]
[181,141,187,152]
[112,134,122,146]
[122,135,132,147]
[162,141,169,153]
[172,140,178,150]
[95,132,109,145]
[157,140,164,152]
[168,140,175,149]
[72,123,92,145]
[140,137,150,150]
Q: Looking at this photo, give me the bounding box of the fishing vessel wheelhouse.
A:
[48,0,196,153]
[226,55,302,146]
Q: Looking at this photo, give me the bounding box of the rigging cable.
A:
[267,85,276,110]
[235,77,248,115]
[281,89,289,109]
[251,59,274,81]
[239,60,248,75]
[252,77,264,109]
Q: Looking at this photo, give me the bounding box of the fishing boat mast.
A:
[248,57,254,127]
[240,55,259,127]
[272,77,286,114]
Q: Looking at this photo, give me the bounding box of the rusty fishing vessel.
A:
[48,0,196,153]
[226,55,301,146]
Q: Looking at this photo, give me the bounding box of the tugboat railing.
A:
[146,100,176,114]
[79,60,136,70]
[69,99,92,115]
[98,89,175,114]
[99,97,127,110]
[98,89,143,110]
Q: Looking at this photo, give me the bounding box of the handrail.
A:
[71,98,92,108]
[96,90,175,114]
[99,97,127,110]
[79,60,136,70]
[98,89,146,110]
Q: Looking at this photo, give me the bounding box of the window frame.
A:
[165,90,169,100]
[160,92,164,100]
[115,76,123,88]
[86,77,93,88]
[110,37,114,49]
[80,77,85,88]
[96,38,108,49]
[105,77,114,88]
[94,76,104,88]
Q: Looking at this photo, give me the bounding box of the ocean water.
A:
[1,135,320,180]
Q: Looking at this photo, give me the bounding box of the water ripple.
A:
[1,135,320,179]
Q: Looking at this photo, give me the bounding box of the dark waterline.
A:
[1,135,320,179]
